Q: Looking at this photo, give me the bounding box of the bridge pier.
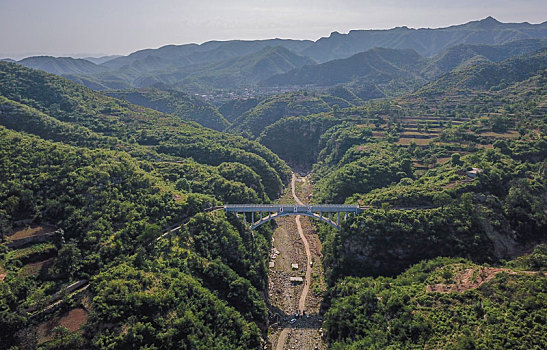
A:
[224,204,362,231]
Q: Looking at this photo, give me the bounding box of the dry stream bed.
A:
[267,174,327,350]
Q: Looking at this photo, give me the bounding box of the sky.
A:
[1,0,546,59]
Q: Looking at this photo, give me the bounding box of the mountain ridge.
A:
[10,17,547,96]
[262,38,547,99]
[18,56,106,75]
[305,16,547,62]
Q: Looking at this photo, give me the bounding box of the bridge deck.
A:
[224,204,361,213]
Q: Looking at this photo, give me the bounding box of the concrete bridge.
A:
[224,204,363,230]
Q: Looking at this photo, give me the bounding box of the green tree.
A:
[451,153,462,166]
[53,243,82,278]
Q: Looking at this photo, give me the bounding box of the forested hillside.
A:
[0,62,290,199]
[262,40,547,100]
[324,251,547,349]
[0,62,291,348]
[104,88,230,130]
[229,91,353,138]
[1,16,546,349]
[266,49,544,348]
[257,55,546,347]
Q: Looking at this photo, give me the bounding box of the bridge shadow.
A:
[267,303,324,330]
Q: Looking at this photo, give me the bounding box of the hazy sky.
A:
[1,0,546,59]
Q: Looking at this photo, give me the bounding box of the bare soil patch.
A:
[396,137,434,146]
[19,258,54,278]
[8,224,57,241]
[480,130,520,138]
[442,178,474,189]
[37,307,88,344]
[426,267,545,293]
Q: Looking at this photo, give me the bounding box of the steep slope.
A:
[424,38,547,78]
[262,47,427,87]
[104,88,230,130]
[0,61,292,348]
[173,46,316,90]
[325,254,547,349]
[229,91,352,138]
[302,17,547,62]
[0,61,290,199]
[419,48,547,93]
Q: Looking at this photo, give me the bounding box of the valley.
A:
[0,14,546,350]
[267,174,326,350]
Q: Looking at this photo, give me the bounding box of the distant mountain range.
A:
[12,17,547,96]
[261,47,428,87]
[301,16,547,62]
[83,55,123,65]
[169,46,315,90]
[263,38,547,99]
[101,39,313,71]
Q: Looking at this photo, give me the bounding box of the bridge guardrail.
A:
[225,204,360,211]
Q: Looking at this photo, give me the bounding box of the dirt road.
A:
[293,174,312,314]
[295,216,310,313]
[276,328,289,350]
[270,173,326,350]
[291,174,304,206]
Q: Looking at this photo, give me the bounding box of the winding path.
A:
[276,174,313,350]
[292,174,312,313]
[276,329,289,350]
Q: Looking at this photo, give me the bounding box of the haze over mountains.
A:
[1,11,546,349]
[14,17,547,96]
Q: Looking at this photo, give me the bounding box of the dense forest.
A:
[1,18,546,349]
[0,61,287,348]
[324,250,546,349]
